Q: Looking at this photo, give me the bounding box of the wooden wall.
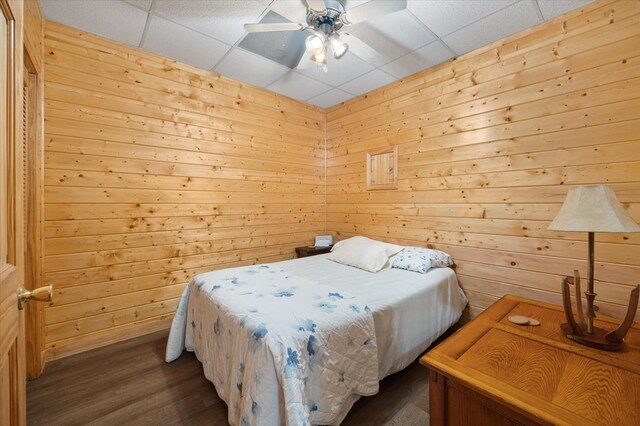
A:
[42,22,326,359]
[42,0,640,359]
[326,0,640,320]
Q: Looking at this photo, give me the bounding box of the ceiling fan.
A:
[244,0,407,71]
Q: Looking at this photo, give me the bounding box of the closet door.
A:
[0,0,26,423]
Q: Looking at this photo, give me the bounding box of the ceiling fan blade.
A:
[342,0,407,25]
[346,25,406,66]
[306,0,327,13]
[244,22,306,33]
[342,33,380,63]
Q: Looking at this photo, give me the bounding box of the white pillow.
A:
[327,236,403,273]
[392,247,453,274]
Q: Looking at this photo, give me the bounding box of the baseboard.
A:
[43,316,173,362]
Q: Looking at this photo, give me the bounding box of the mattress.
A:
[166,254,467,425]
[281,254,468,379]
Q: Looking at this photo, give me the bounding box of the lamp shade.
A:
[305,33,326,53]
[329,33,348,59]
[310,47,327,65]
[548,185,640,232]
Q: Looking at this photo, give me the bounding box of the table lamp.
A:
[548,184,640,351]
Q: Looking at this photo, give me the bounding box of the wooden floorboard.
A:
[27,329,432,425]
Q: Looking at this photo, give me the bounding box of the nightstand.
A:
[295,246,332,258]
[420,295,640,426]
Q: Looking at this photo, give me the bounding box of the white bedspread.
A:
[166,255,467,425]
[166,262,379,425]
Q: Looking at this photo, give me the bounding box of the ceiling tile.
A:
[214,48,290,87]
[267,0,309,24]
[537,0,593,20]
[267,71,331,101]
[442,1,542,56]
[382,40,454,79]
[141,15,231,70]
[40,0,148,46]
[339,69,395,97]
[153,0,267,45]
[307,88,353,108]
[408,0,518,38]
[297,52,374,86]
[122,0,152,12]
[268,71,332,102]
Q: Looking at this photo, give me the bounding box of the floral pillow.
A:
[392,247,453,274]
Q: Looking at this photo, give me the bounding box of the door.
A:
[0,0,26,423]
[23,56,44,380]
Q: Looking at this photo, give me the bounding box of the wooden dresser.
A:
[420,295,640,426]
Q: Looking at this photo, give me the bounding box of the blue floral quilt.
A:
[166,263,379,425]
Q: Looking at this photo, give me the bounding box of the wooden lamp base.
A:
[561,270,639,352]
[560,323,624,351]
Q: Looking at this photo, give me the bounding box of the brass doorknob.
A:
[18,284,53,310]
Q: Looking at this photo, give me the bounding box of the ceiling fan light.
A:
[332,42,348,59]
[305,33,326,53]
[329,34,348,59]
[310,47,327,65]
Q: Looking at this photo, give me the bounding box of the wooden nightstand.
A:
[420,295,640,426]
[295,246,332,258]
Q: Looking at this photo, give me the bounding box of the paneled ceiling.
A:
[40,0,593,108]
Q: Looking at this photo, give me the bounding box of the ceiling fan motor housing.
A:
[307,7,344,35]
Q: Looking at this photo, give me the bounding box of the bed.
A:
[166,251,467,425]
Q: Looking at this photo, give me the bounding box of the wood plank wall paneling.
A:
[41,0,640,360]
[42,22,326,360]
[326,0,640,321]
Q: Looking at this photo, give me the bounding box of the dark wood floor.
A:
[27,330,431,425]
